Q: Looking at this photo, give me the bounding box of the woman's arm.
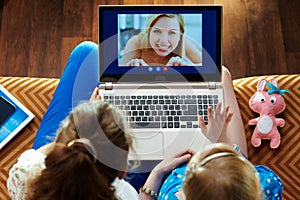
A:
[220,67,248,155]
[139,150,194,199]
[167,37,202,66]
[120,35,148,66]
[184,37,202,65]
[199,67,247,155]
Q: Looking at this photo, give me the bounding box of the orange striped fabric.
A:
[0,77,59,199]
[0,76,299,199]
[233,75,300,200]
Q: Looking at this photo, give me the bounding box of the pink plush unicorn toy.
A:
[249,78,290,149]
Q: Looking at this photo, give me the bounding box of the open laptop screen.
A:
[98,5,222,82]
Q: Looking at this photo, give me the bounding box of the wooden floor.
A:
[0,0,299,80]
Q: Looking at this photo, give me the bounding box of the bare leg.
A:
[218,66,248,155]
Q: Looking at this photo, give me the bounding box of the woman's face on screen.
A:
[149,16,181,57]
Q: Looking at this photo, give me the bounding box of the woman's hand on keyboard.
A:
[198,102,233,142]
[89,87,102,102]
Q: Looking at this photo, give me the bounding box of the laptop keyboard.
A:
[103,94,219,129]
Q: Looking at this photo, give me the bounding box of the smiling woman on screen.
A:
[120,14,202,67]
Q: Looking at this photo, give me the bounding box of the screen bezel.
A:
[98,5,222,83]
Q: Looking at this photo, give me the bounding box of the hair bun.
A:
[67,138,97,163]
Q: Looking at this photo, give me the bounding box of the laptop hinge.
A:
[207,82,217,89]
[105,82,113,90]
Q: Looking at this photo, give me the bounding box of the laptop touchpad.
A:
[129,131,163,160]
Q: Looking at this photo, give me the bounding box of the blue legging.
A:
[32,41,147,191]
[33,41,99,149]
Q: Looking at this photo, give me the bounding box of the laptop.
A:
[98,5,223,160]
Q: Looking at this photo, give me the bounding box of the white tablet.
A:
[0,85,35,150]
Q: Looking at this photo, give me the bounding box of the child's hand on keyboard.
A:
[89,87,102,102]
[198,102,233,142]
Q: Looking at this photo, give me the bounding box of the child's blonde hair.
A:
[183,143,262,200]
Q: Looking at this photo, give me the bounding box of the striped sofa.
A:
[0,75,299,199]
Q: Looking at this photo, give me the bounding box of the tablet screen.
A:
[0,96,16,126]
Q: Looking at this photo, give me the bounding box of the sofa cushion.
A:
[0,75,299,199]
[233,74,300,200]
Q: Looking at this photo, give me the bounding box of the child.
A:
[7,41,139,199]
[140,103,283,200]
[138,70,283,200]
[183,143,262,200]
[7,101,139,199]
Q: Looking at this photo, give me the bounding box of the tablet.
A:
[0,85,35,150]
